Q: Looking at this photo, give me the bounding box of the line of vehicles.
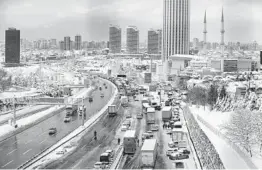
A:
[94,149,115,169]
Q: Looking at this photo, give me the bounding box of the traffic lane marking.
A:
[25,139,32,145]
[40,139,46,144]
[71,159,83,169]
[37,131,46,137]
[7,149,17,155]
[1,160,13,168]
[23,148,32,155]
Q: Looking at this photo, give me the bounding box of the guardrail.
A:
[196,115,258,169]
[17,78,118,169]
[110,145,124,169]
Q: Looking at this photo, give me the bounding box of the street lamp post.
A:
[13,95,17,128]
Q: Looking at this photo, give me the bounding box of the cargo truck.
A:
[141,139,158,168]
[123,130,137,154]
[121,96,128,107]
[146,107,155,124]
[66,105,78,116]
[162,106,172,122]
[108,105,117,117]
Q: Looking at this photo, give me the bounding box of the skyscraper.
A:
[5,28,20,64]
[75,35,82,50]
[148,29,162,54]
[109,25,121,53]
[59,41,64,51]
[126,26,139,54]
[162,0,190,62]
[64,36,70,50]
[50,39,57,48]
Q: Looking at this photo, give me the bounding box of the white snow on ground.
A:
[189,106,257,169]
[4,65,40,77]
[0,88,40,99]
[26,83,118,169]
[0,87,92,139]
[189,105,232,129]
[0,105,49,123]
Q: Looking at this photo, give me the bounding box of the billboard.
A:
[144,73,152,84]
[223,60,238,72]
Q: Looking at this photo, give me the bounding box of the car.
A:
[126,113,132,118]
[166,148,179,156]
[56,149,66,155]
[64,116,71,122]
[105,149,114,158]
[155,105,161,111]
[151,124,159,131]
[169,152,189,160]
[178,148,190,155]
[48,128,57,135]
[168,141,178,148]
[174,161,185,169]
[121,125,128,131]
[100,93,104,98]
[64,145,73,149]
[99,87,102,90]
[94,162,103,169]
[142,133,153,140]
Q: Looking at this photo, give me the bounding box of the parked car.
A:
[121,125,128,131]
[166,148,179,156]
[100,93,104,98]
[169,152,189,160]
[168,141,178,148]
[178,148,190,155]
[64,116,71,123]
[48,128,57,135]
[174,161,185,169]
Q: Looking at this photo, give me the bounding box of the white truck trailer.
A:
[146,107,155,124]
[162,106,172,122]
[141,139,158,168]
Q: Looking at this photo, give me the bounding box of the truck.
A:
[141,139,158,168]
[121,96,128,107]
[162,106,172,122]
[146,107,155,124]
[123,130,137,154]
[108,105,117,117]
[66,105,78,116]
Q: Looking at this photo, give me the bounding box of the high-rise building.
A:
[220,8,225,55]
[59,41,64,51]
[148,29,162,54]
[126,26,139,54]
[5,28,20,64]
[162,0,190,62]
[82,41,88,49]
[193,38,199,49]
[64,36,71,50]
[70,41,74,50]
[109,25,121,53]
[50,39,57,48]
[75,35,82,50]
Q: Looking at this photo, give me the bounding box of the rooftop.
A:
[124,130,136,138]
[141,139,157,151]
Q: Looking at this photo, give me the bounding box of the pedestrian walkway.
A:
[190,107,254,169]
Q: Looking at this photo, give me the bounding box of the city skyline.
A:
[0,0,261,43]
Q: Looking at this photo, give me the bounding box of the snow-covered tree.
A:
[221,109,256,157]
[208,84,218,110]
[219,85,227,99]
[252,111,262,154]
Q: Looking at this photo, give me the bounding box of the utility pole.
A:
[13,95,17,128]
[81,97,85,126]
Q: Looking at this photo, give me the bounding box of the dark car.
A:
[179,148,191,155]
[49,128,57,135]
[155,105,162,111]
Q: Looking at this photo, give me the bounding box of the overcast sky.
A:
[0,0,261,43]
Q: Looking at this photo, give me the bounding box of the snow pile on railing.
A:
[183,106,225,169]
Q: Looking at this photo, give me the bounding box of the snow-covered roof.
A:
[124,130,136,138]
[147,107,155,113]
[162,106,172,111]
[141,139,157,151]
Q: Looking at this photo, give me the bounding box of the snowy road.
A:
[0,81,113,169]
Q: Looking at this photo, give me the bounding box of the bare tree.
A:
[221,109,256,157]
[252,110,262,154]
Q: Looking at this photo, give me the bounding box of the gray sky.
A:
[0,0,261,43]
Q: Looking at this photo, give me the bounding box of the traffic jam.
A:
[91,74,194,169]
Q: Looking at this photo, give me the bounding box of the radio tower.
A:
[220,7,225,56]
[203,10,207,56]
